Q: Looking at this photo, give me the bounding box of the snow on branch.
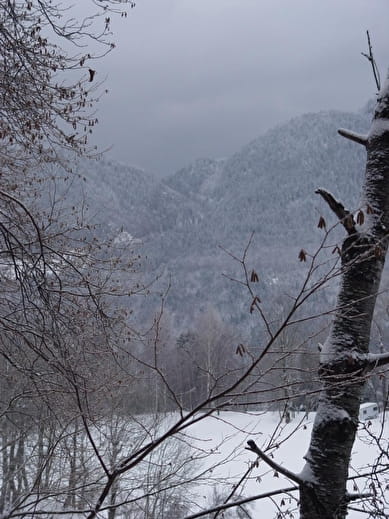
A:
[246,440,305,486]
[338,128,368,146]
[315,188,356,235]
[346,491,375,502]
[327,350,389,377]
[365,351,389,370]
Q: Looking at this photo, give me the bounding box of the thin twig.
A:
[361,30,381,91]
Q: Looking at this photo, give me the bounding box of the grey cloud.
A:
[90,0,389,176]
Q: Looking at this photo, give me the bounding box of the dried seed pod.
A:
[317,216,326,229]
[250,270,259,282]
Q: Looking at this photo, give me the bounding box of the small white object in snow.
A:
[359,402,379,421]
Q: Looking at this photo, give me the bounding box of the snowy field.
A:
[2,410,385,518]
[186,410,389,518]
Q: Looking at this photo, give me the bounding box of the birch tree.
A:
[296,72,389,519]
[241,71,389,518]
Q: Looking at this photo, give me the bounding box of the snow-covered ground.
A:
[2,410,385,518]
[186,410,388,518]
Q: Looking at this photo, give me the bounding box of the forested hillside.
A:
[65,106,372,336]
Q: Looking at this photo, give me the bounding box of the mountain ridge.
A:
[63,106,372,332]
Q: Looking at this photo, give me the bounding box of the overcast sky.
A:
[90,0,389,176]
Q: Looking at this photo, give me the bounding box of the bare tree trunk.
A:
[0,424,10,513]
[300,78,389,518]
[64,422,78,510]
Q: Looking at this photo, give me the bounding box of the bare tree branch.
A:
[315,188,356,234]
[338,128,368,146]
[246,439,305,486]
[361,30,381,91]
[183,486,298,519]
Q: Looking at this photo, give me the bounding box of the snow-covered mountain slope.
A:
[63,107,372,331]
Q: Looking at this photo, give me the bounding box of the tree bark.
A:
[299,76,389,518]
